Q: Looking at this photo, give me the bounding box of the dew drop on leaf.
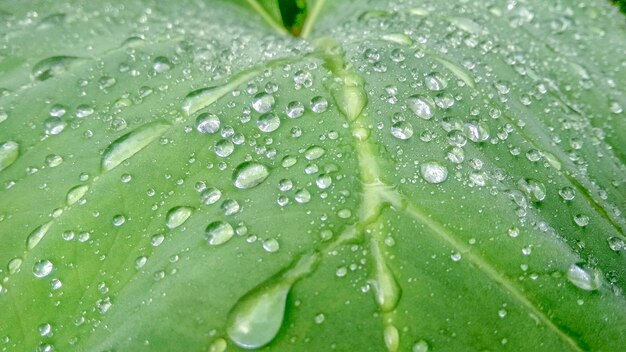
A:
[567,264,601,291]
[0,141,19,172]
[226,253,319,349]
[101,121,171,172]
[33,260,53,278]
[412,340,430,352]
[406,95,434,120]
[27,221,53,250]
[391,121,414,140]
[420,162,448,184]
[196,113,221,134]
[166,206,193,230]
[205,221,234,245]
[66,185,89,206]
[252,93,275,113]
[232,162,270,189]
[257,113,280,133]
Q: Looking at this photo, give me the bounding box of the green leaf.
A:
[1,0,626,351]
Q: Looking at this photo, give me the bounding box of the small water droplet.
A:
[201,187,222,205]
[152,56,173,73]
[0,141,19,172]
[166,206,193,229]
[310,96,329,113]
[45,154,63,167]
[420,162,448,184]
[558,187,575,201]
[573,214,589,227]
[233,162,270,189]
[314,313,325,324]
[424,72,447,91]
[206,221,234,245]
[295,189,311,204]
[517,178,546,202]
[33,260,53,278]
[286,101,305,118]
[66,185,89,205]
[215,139,235,157]
[196,113,220,134]
[304,146,325,160]
[112,215,126,227]
[391,121,413,140]
[262,239,280,253]
[221,199,241,216]
[607,236,624,251]
[412,340,429,352]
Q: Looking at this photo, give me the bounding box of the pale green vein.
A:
[301,0,326,38]
[384,191,585,352]
[244,0,289,36]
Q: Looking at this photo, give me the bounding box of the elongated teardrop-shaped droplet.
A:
[182,70,260,115]
[166,206,193,229]
[227,253,320,349]
[0,141,19,172]
[232,162,269,189]
[101,121,170,172]
[331,74,367,121]
[32,56,81,81]
[370,239,401,312]
[567,264,601,291]
[27,221,53,250]
[66,185,89,205]
[8,257,23,275]
[384,324,400,352]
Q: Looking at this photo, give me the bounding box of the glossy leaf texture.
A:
[1,0,625,351]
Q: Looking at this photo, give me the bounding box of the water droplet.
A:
[166,206,193,229]
[558,187,575,201]
[112,214,126,227]
[226,253,320,349]
[370,240,401,312]
[310,96,329,113]
[412,340,430,352]
[45,154,63,168]
[304,146,325,160]
[66,185,89,205]
[391,121,414,140]
[205,221,234,245]
[517,178,546,202]
[215,139,234,157]
[331,75,367,121]
[316,174,332,189]
[101,121,170,172]
[135,256,148,269]
[314,313,325,324]
[209,338,227,352]
[567,264,601,291]
[151,233,165,247]
[196,113,220,134]
[44,117,66,135]
[464,120,490,142]
[607,237,624,251]
[39,323,52,337]
[75,105,94,118]
[32,56,80,81]
[420,162,448,184]
[201,188,222,205]
[424,72,447,91]
[27,221,53,250]
[152,56,173,73]
[221,199,241,216]
[233,162,270,189]
[286,101,305,118]
[8,257,22,275]
[257,113,280,133]
[33,260,53,278]
[0,141,19,172]
[407,95,434,120]
[252,93,275,113]
[262,239,280,253]
[573,214,589,227]
[295,189,311,204]
[384,324,400,352]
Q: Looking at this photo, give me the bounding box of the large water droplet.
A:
[233,162,270,189]
[252,93,275,113]
[304,146,325,160]
[0,141,19,172]
[567,264,601,291]
[32,56,81,81]
[205,221,234,245]
[227,253,320,349]
[27,221,53,250]
[33,260,53,278]
[166,206,193,229]
[370,240,401,312]
[8,257,23,275]
[66,185,89,205]
[391,121,414,140]
[407,95,434,120]
[257,113,280,133]
[331,74,367,121]
[101,121,170,172]
[420,162,448,184]
[384,324,400,352]
[424,72,447,91]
